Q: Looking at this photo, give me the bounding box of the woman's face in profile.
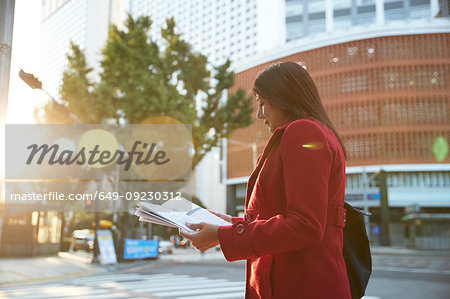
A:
[256,95,289,133]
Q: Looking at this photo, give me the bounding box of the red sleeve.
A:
[232,217,243,224]
[218,120,332,261]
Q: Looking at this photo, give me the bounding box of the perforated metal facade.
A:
[227,33,450,179]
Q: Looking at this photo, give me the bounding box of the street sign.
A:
[124,239,159,259]
[345,193,379,201]
[97,229,117,264]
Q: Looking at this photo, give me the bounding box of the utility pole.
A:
[0,0,15,253]
[361,167,371,238]
[375,170,391,246]
[91,169,102,264]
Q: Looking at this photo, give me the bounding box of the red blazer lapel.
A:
[244,121,293,207]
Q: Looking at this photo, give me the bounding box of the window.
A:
[37,211,61,244]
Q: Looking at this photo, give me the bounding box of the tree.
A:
[36,15,253,168]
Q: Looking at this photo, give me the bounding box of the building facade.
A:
[286,0,444,41]
[40,0,125,99]
[224,3,450,248]
[129,0,285,66]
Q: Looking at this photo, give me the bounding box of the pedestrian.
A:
[180,61,351,298]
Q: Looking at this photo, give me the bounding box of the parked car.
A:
[158,240,174,254]
[70,229,94,252]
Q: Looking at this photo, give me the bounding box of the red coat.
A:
[218,119,351,299]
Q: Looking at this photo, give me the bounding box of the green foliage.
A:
[36,15,253,168]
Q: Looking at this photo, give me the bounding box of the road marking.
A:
[0,272,246,299]
[373,266,450,275]
[73,292,130,299]
[74,274,187,285]
[154,285,245,297]
[180,291,245,299]
[133,280,244,293]
[122,278,227,292]
[69,273,146,282]
[6,287,108,299]
[0,283,63,292]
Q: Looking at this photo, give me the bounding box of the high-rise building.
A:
[128,0,286,66]
[224,1,450,249]
[40,0,125,99]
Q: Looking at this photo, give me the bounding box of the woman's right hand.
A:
[208,210,232,224]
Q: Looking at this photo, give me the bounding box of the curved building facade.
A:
[224,20,450,247]
[228,32,449,173]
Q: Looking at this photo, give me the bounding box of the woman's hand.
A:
[179,222,220,252]
[208,210,232,224]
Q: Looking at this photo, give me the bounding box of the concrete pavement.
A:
[0,252,102,286]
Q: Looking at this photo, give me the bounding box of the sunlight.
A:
[6,0,44,124]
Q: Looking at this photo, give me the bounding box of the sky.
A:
[7,0,43,124]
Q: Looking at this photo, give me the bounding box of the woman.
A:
[181,61,351,299]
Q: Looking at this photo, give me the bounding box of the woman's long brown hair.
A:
[253,61,348,159]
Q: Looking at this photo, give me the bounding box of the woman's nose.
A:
[256,106,264,119]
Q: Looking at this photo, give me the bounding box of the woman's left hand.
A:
[179,222,220,252]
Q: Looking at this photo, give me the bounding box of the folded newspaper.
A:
[135,197,231,233]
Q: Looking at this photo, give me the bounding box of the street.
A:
[0,247,449,299]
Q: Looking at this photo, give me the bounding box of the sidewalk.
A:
[0,252,103,286]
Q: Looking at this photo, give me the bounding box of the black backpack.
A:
[342,202,372,299]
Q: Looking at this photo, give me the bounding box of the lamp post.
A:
[18,69,82,123]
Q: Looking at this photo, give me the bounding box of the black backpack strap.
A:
[327,206,346,228]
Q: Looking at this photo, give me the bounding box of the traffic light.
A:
[19,69,42,89]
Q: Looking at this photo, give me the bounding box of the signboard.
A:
[345,193,379,201]
[97,229,117,264]
[124,239,159,259]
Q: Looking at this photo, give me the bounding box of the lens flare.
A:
[301,141,324,150]
[432,136,448,162]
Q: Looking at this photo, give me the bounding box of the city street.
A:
[1,1,449,299]
[0,247,449,299]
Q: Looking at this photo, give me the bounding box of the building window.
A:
[286,0,304,17]
[385,1,405,21]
